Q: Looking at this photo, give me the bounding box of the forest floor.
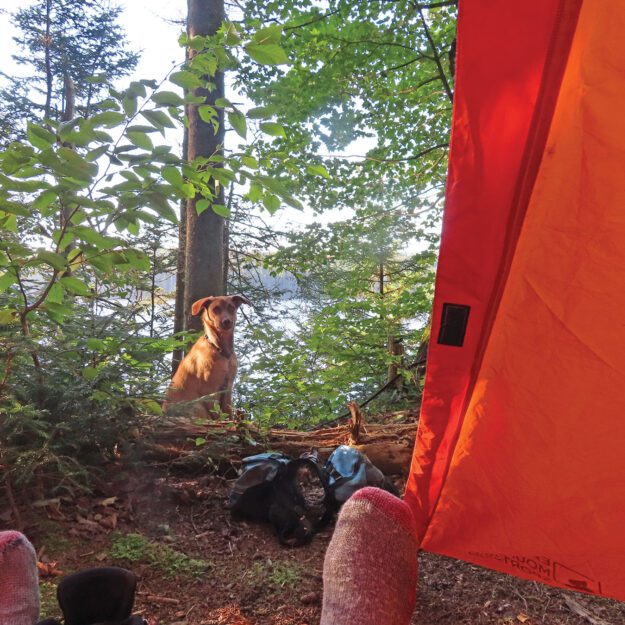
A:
[10,462,625,625]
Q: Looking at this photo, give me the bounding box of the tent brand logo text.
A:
[468,552,602,595]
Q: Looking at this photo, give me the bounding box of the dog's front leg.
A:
[194,398,219,420]
[220,388,233,417]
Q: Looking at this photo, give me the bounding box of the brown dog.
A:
[165,295,250,418]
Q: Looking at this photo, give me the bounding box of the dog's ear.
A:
[191,297,214,316]
[230,295,250,308]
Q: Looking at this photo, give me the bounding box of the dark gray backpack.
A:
[229,452,334,546]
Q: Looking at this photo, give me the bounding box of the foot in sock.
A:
[320,487,425,625]
[0,531,40,625]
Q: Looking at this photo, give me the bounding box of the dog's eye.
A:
[213,306,221,314]
[228,305,235,312]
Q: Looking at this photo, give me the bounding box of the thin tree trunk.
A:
[183,0,226,333]
[44,0,53,121]
[59,75,76,275]
[378,257,403,388]
[418,6,454,103]
[150,243,157,338]
[222,184,234,294]
[172,128,188,374]
[387,336,404,389]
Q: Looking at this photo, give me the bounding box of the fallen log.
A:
[141,413,418,475]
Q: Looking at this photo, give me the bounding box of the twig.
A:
[563,596,612,625]
[138,593,181,605]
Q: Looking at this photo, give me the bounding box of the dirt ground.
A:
[8,465,625,625]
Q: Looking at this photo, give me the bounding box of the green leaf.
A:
[141,109,176,130]
[228,110,247,139]
[0,199,29,216]
[251,25,283,45]
[245,44,289,66]
[127,81,147,98]
[33,189,57,210]
[57,147,98,183]
[122,95,138,116]
[83,367,99,380]
[307,164,332,179]
[241,155,259,169]
[91,111,126,128]
[87,254,112,273]
[184,34,207,51]
[152,91,184,107]
[26,122,56,149]
[47,282,65,304]
[86,145,110,162]
[224,22,241,45]
[170,70,203,90]
[198,105,218,125]
[1,214,17,232]
[0,271,16,293]
[190,53,218,76]
[282,195,304,211]
[86,338,105,350]
[196,199,209,215]
[0,310,17,324]
[126,124,159,134]
[181,182,196,198]
[36,250,67,271]
[211,203,230,217]
[259,122,287,138]
[60,276,91,296]
[142,399,163,416]
[54,230,75,251]
[72,226,121,248]
[247,106,277,119]
[161,165,184,188]
[127,131,154,151]
[123,249,151,271]
[44,301,73,323]
[263,194,281,213]
[247,182,263,202]
[147,193,177,223]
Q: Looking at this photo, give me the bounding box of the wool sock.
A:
[0,531,40,625]
[320,487,423,625]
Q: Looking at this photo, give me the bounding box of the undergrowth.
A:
[108,532,212,580]
[247,559,303,589]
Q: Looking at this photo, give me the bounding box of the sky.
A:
[0,0,374,230]
[0,0,185,80]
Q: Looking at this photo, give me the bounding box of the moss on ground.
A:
[108,532,212,580]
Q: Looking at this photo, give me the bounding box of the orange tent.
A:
[405,0,625,601]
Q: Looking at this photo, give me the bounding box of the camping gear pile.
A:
[229,446,397,545]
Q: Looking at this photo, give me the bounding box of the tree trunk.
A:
[44,0,53,121]
[172,130,188,375]
[387,336,404,389]
[222,184,234,294]
[183,0,226,333]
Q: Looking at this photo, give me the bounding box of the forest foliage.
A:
[0,0,456,496]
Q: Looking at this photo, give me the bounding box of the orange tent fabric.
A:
[405,0,625,601]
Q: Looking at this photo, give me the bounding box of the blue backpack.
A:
[324,445,398,504]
